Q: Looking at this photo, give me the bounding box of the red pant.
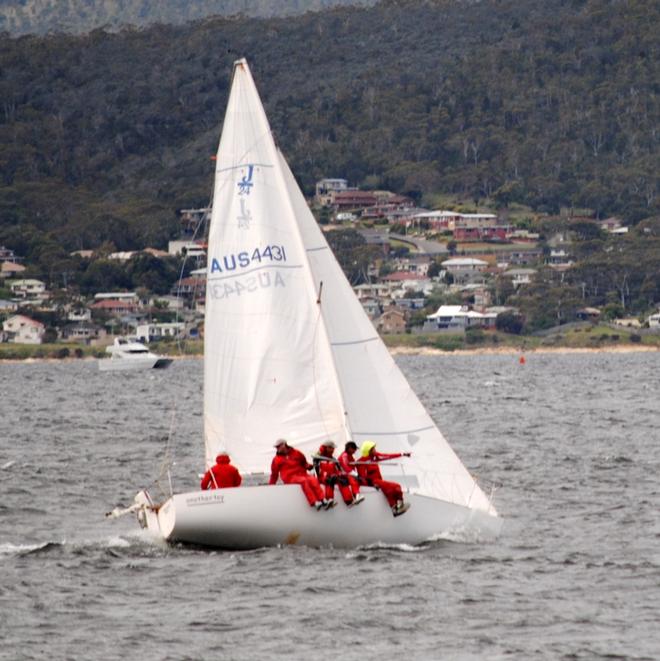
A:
[286,474,324,506]
[371,479,403,507]
[322,477,354,504]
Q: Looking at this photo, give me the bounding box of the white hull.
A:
[99,356,172,371]
[134,485,502,549]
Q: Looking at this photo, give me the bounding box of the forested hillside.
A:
[0,0,376,35]
[0,0,658,259]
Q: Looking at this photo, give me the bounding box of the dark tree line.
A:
[0,0,658,259]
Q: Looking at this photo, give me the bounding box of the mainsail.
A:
[204,58,493,514]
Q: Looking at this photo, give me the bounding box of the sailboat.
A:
[132,59,502,549]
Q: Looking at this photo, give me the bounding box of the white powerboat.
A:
[99,337,172,371]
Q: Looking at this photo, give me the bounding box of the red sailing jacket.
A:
[314,446,341,483]
[269,448,311,484]
[200,455,242,490]
[356,451,403,485]
[338,451,356,475]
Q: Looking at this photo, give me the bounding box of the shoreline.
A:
[387,344,660,356]
[1,343,658,364]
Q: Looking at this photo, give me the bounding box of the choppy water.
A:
[1,352,659,660]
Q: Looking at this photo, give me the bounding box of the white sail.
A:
[279,154,493,513]
[203,59,347,473]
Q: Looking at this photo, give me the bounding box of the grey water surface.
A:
[1,352,659,661]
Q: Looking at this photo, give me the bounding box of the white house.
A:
[2,315,45,344]
[503,268,537,287]
[135,322,185,343]
[167,240,207,258]
[425,305,497,332]
[647,311,660,329]
[9,279,47,299]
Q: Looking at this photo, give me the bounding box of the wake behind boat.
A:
[99,337,172,372]
[130,59,502,548]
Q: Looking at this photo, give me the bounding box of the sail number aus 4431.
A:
[210,245,287,274]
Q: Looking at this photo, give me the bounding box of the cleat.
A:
[352,495,365,506]
[314,501,324,510]
[324,500,337,510]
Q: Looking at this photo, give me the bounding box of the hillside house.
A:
[0,299,18,313]
[493,247,543,266]
[502,268,537,288]
[61,321,105,344]
[90,299,138,316]
[453,225,509,241]
[1,261,26,279]
[167,240,207,259]
[2,315,45,344]
[9,279,47,299]
[359,296,382,320]
[149,295,185,311]
[0,246,22,263]
[135,322,185,342]
[409,211,498,233]
[176,276,206,300]
[425,305,497,332]
[376,307,407,334]
[441,258,488,284]
[393,255,432,276]
[576,307,601,321]
[67,307,92,322]
[315,178,349,205]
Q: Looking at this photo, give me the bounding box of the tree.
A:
[495,311,524,334]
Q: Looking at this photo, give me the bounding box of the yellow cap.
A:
[360,441,376,457]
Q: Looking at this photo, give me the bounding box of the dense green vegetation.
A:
[1,0,657,258]
[0,0,376,36]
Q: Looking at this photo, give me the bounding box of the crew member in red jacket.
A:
[356,441,411,516]
[313,441,363,507]
[200,449,242,490]
[269,439,327,510]
[337,441,364,505]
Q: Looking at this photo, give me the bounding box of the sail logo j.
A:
[237,164,255,195]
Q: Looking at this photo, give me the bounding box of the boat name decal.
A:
[209,271,286,300]
[185,493,225,506]
[237,164,254,195]
[210,245,287,274]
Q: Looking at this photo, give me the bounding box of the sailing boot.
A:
[392,501,411,517]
